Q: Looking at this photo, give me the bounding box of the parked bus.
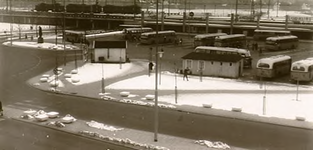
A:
[265,35,299,51]
[140,30,177,44]
[214,34,247,48]
[194,33,227,47]
[123,27,153,41]
[253,29,291,41]
[194,46,252,68]
[64,30,86,43]
[290,58,313,82]
[256,55,292,78]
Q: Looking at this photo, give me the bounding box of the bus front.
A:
[140,33,151,44]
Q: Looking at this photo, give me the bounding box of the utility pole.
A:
[235,0,238,22]
[267,0,271,19]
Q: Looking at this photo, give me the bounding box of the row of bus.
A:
[194,29,299,51]
[65,27,299,52]
[256,55,313,82]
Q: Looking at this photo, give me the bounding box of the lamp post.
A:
[159,48,164,85]
[296,80,299,101]
[154,0,160,142]
[260,77,266,115]
[174,62,178,104]
[101,62,105,94]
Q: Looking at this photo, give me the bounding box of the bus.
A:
[194,33,227,47]
[140,30,177,45]
[290,58,313,82]
[265,35,299,51]
[194,46,252,68]
[64,30,86,43]
[123,27,153,41]
[214,34,247,49]
[256,55,292,78]
[253,29,291,41]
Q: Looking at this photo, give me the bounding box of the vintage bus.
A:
[214,34,247,49]
[194,46,252,68]
[256,55,292,78]
[64,30,86,43]
[265,35,299,51]
[194,33,227,47]
[123,27,153,41]
[290,58,313,82]
[253,29,291,41]
[140,30,177,45]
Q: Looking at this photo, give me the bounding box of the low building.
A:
[90,40,127,63]
[181,52,243,78]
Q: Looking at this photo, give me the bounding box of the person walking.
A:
[183,67,190,81]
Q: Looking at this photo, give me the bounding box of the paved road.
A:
[0,118,133,150]
[1,41,313,149]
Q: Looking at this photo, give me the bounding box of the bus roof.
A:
[124,27,152,31]
[141,30,176,35]
[194,33,227,39]
[195,46,250,54]
[215,34,246,40]
[65,30,85,34]
[266,35,298,41]
[119,24,142,28]
[257,55,291,65]
[291,59,313,71]
[254,29,291,33]
[85,31,124,40]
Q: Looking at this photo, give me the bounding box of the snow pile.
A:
[79,130,170,150]
[195,140,230,149]
[86,120,123,131]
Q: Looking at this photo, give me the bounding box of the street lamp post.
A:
[260,77,267,115]
[174,63,178,104]
[159,48,164,85]
[296,80,299,101]
[154,0,160,142]
[101,63,105,94]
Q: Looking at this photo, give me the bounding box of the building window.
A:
[186,59,192,69]
[199,60,205,71]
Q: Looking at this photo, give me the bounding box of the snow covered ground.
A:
[1,20,313,123]
[3,41,313,122]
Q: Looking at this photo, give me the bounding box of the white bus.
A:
[194,46,252,68]
[123,27,153,41]
[214,34,247,49]
[194,33,227,47]
[290,58,313,82]
[265,35,299,51]
[256,55,292,78]
[253,29,291,41]
[140,30,177,45]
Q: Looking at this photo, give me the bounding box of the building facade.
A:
[181,52,243,78]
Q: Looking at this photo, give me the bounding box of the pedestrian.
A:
[179,38,183,45]
[0,101,3,116]
[148,62,154,76]
[183,67,190,81]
